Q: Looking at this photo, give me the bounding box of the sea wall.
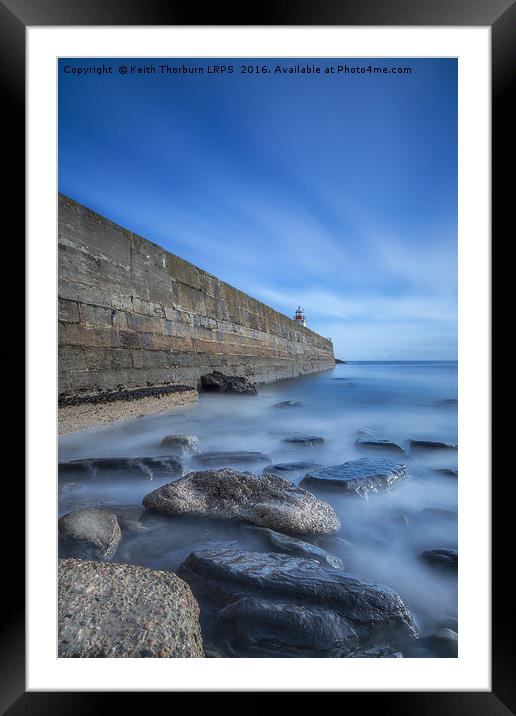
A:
[58,194,335,395]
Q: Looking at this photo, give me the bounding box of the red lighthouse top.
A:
[294,306,307,326]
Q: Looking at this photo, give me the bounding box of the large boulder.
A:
[177,548,418,653]
[199,371,257,395]
[242,525,344,569]
[58,559,204,657]
[159,435,200,456]
[142,468,341,535]
[219,597,359,656]
[58,508,121,560]
[300,458,407,498]
[59,456,183,480]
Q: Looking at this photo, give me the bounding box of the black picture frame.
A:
[4,0,509,710]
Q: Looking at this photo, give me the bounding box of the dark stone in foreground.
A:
[58,508,121,560]
[194,451,271,466]
[142,468,341,535]
[242,525,344,569]
[421,548,458,571]
[58,383,194,407]
[300,458,407,498]
[159,434,200,456]
[397,629,458,658]
[408,440,457,451]
[58,559,204,657]
[282,434,324,445]
[200,371,257,395]
[58,456,183,479]
[178,549,418,653]
[346,645,403,658]
[220,597,359,656]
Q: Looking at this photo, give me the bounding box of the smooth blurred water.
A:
[59,361,458,645]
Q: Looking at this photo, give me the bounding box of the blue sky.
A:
[59,58,457,360]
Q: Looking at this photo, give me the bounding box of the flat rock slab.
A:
[242,525,344,569]
[142,468,341,535]
[282,435,325,445]
[355,438,406,454]
[421,548,458,571]
[263,461,324,477]
[200,371,257,395]
[300,458,407,498]
[273,400,305,408]
[433,468,458,478]
[220,597,359,656]
[408,440,457,451]
[58,508,121,560]
[178,549,418,649]
[159,435,200,456]
[58,456,183,479]
[58,559,204,658]
[194,451,271,466]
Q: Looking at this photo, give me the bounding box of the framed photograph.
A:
[5,0,509,708]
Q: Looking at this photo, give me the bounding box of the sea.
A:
[58,360,458,653]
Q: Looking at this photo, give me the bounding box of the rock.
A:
[425,628,458,657]
[437,617,458,632]
[356,438,406,454]
[335,359,347,364]
[300,458,407,498]
[200,371,257,395]
[263,461,324,477]
[434,399,458,407]
[58,558,204,657]
[421,548,458,570]
[58,456,183,479]
[177,549,418,650]
[282,434,324,446]
[408,440,457,451]
[58,508,121,560]
[194,451,271,466]
[110,505,149,533]
[345,645,403,658]
[242,525,344,569]
[220,597,359,656]
[273,400,305,408]
[433,468,458,478]
[159,435,200,456]
[142,469,341,535]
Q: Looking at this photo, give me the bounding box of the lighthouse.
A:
[294,306,307,327]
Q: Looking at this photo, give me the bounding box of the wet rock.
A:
[273,400,305,408]
[356,438,406,454]
[421,548,458,570]
[194,451,271,466]
[159,435,200,456]
[300,458,407,498]
[110,505,149,533]
[242,525,344,569]
[437,617,458,632]
[142,468,341,535]
[58,558,204,657]
[433,468,458,478]
[400,629,458,658]
[220,597,359,656]
[58,508,121,560]
[408,440,457,452]
[345,645,403,658]
[282,434,325,446]
[58,456,183,479]
[263,461,323,476]
[200,371,257,395]
[178,549,418,650]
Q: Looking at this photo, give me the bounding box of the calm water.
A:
[59,361,458,650]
